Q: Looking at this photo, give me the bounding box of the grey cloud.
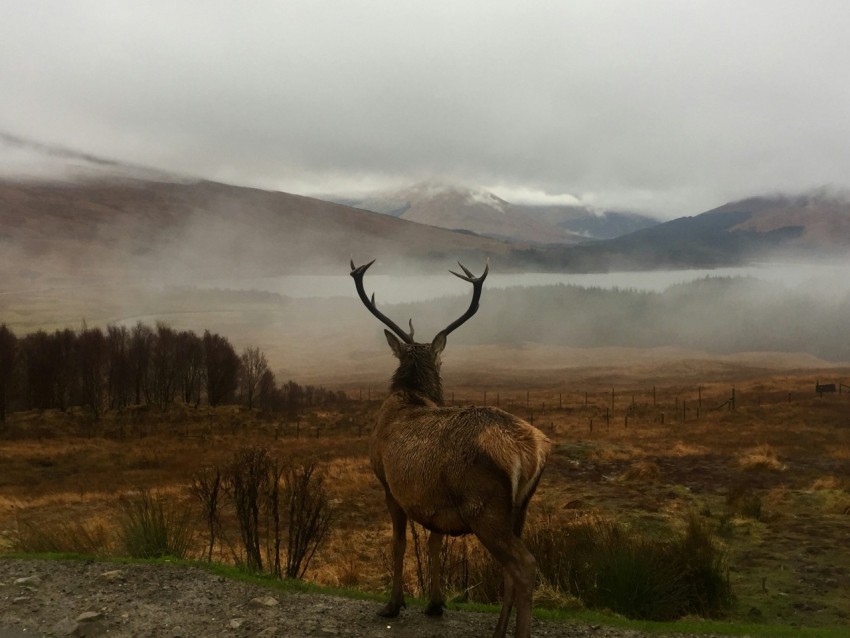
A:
[2,1,850,217]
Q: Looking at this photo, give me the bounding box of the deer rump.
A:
[373,404,550,536]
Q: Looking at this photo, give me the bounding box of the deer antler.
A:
[437,259,489,338]
[350,259,415,344]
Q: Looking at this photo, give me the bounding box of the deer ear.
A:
[384,330,404,358]
[431,331,447,356]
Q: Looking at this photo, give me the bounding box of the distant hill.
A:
[0,177,528,293]
[513,192,850,271]
[339,181,659,244]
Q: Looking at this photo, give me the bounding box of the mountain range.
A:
[336,181,658,244]
[2,133,849,297]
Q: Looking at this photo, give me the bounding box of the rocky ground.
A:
[0,559,723,638]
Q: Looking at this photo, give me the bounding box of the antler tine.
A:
[350,259,415,344]
[439,259,489,339]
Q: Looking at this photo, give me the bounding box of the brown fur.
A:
[351,260,550,637]
[372,331,551,638]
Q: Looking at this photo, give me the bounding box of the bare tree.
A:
[0,324,16,425]
[239,346,269,409]
[203,330,239,407]
[106,325,132,410]
[176,330,204,407]
[129,322,153,405]
[77,326,107,419]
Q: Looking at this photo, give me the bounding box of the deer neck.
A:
[390,360,444,406]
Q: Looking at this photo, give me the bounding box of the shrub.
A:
[117,490,195,559]
[191,466,223,562]
[525,514,732,620]
[283,462,334,579]
[726,481,764,520]
[217,446,334,579]
[14,517,109,555]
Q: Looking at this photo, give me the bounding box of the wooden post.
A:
[585,391,588,406]
[589,418,593,433]
[611,387,615,412]
[559,393,563,409]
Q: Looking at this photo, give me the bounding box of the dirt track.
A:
[0,559,717,638]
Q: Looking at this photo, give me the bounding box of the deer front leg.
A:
[424,531,445,616]
[379,493,408,617]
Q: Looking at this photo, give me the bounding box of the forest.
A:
[0,321,346,424]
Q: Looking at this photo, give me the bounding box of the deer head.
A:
[350,259,488,405]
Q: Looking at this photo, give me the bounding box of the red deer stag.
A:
[350,258,551,638]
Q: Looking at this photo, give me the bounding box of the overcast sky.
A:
[3,1,850,217]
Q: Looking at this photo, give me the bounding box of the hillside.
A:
[0,177,523,292]
[521,192,850,271]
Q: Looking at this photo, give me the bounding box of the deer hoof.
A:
[377,601,405,618]
[424,601,445,617]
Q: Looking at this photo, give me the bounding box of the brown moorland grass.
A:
[1,364,849,627]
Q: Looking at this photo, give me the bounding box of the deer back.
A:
[372,399,551,532]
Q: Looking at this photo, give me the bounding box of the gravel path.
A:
[0,559,715,637]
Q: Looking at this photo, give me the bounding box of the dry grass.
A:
[737,444,787,472]
[617,460,662,483]
[2,364,850,626]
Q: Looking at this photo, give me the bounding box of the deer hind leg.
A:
[379,492,408,618]
[424,531,445,616]
[494,570,515,637]
[473,517,537,638]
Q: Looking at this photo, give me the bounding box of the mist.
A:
[382,275,850,361]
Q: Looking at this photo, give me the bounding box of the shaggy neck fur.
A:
[390,346,444,406]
